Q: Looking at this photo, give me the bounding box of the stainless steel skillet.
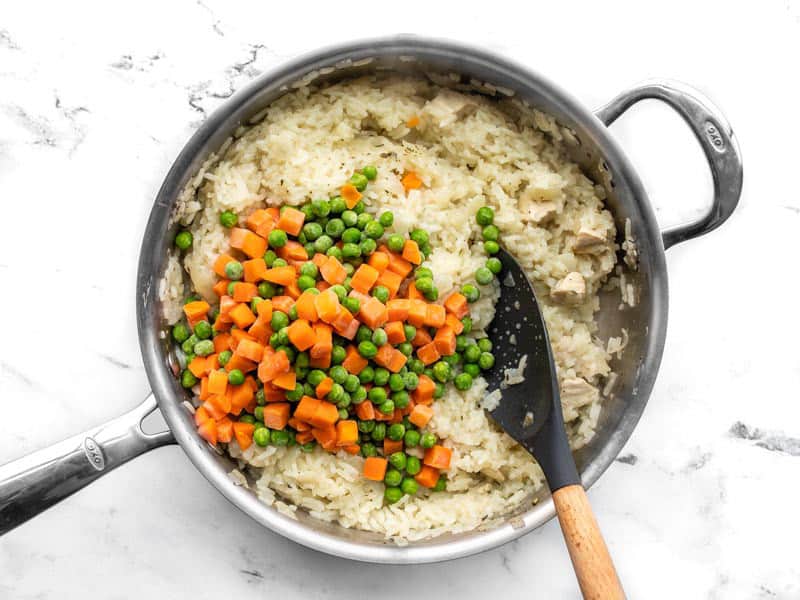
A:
[0,36,742,563]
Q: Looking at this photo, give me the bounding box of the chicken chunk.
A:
[560,377,599,421]
[573,225,609,254]
[550,272,587,305]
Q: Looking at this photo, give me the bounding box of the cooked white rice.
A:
[162,75,619,541]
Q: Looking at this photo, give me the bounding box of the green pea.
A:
[454,372,473,391]
[392,391,410,409]
[342,210,358,227]
[397,342,413,357]
[194,340,214,357]
[461,284,480,303]
[263,250,278,267]
[331,345,347,365]
[226,282,237,296]
[361,442,378,457]
[371,328,388,347]
[238,414,256,425]
[277,345,296,362]
[181,369,198,388]
[300,442,315,452]
[299,262,319,279]
[384,467,403,487]
[384,486,403,504]
[477,338,492,352]
[371,286,389,303]
[359,238,377,255]
[358,420,375,433]
[271,311,289,331]
[415,277,434,294]
[387,373,404,392]
[225,261,244,281]
[172,323,190,343]
[294,365,309,380]
[387,423,405,441]
[404,429,421,447]
[219,210,238,228]
[479,352,495,370]
[307,369,326,386]
[373,368,390,386]
[463,363,480,378]
[419,241,432,258]
[329,365,347,384]
[351,386,367,403]
[420,432,436,450]
[401,477,419,496]
[183,295,201,305]
[461,317,473,334]
[349,172,368,192]
[329,196,347,214]
[486,257,502,275]
[476,206,495,226]
[268,229,288,248]
[286,383,304,402]
[292,275,313,291]
[359,366,375,383]
[364,221,384,239]
[326,246,343,261]
[328,383,345,404]
[330,285,347,302]
[325,218,345,238]
[314,235,334,253]
[484,240,500,255]
[341,242,361,259]
[475,267,494,286]
[403,372,419,391]
[216,350,232,367]
[433,476,447,492]
[407,358,424,374]
[342,297,360,315]
[253,428,270,447]
[312,199,331,218]
[424,287,438,301]
[369,387,388,405]
[356,213,372,230]
[378,211,393,227]
[271,430,290,446]
[434,382,446,399]
[432,361,451,383]
[371,422,386,442]
[386,234,404,253]
[174,230,193,250]
[413,268,431,280]
[226,369,243,386]
[302,222,322,241]
[362,165,378,180]
[482,225,500,242]
[343,374,360,393]
[303,382,315,396]
[255,389,266,405]
[409,228,429,245]
[389,452,407,471]
[342,227,361,244]
[442,353,460,367]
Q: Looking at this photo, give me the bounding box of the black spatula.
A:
[484,248,624,600]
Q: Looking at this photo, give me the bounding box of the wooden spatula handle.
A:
[551,484,624,599]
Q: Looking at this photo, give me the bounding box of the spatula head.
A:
[483,249,579,489]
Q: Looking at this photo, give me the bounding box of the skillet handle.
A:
[552,484,625,600]
[595,80,743,250]
[0,392,174,535]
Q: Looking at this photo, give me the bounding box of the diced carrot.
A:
[262,403,290,429]
[444,292,469,319]
[417,341,441,366]
[283,280,301,300]
[257,349,290,382]
[197,419,218,446]
[229,303,257,329]
[340,184,362,209]
[216,417,234,443]
[424,445,452,469]
[308,401,339,428]
[248,317,272,344]
[309,353,331,369]
[433,325,456,356]
[407,299,428,327]
[374,404,394,421]
[194,405,211,427]
[310,323,332,359]
[213,254,236,278]
[343,444,361,455]
[230,383,254,413]
[208,369,229,395]
[383,439,404,455]
[411,327,432,348]
[384,321,406,345]
[232,421,256,450]
[315,280,331,293]
[263,383,287,402]
[263,266,296,286]
[213,279,230,297]
[401,171,423,192]
[183,300,210,323]
[245,209,276,238]
[376,269,403,299]
[199,376,211,401]
[402,239,422,265]
[232,282,259,303]
[236,338,265,362]
[444,313,464,335]
[294,396,321,423]
[335,420,358,446]
[188,356,209,378]
[315,376,334,400]
[225,353,256,374]
[348,289,371,305]
[314,289,341,323]
[272,370,296,391]
[409,404,434,428]
[350,263,379,294]
[385,251,413,278]
[404,281,423,300]
[355,400,376,421]
[412,374,436,404]
[406,115,420,128]
[363,457,388,481]
[342,345,368,374]
[219,295,237,316]
[276,240,308,261]
[295,290,319,321]
[288,417,311,432]
[424,304,446,328]
[311,253,328,268]
[312,426,338,451]
[320,256,347,285]
[386,299,410,321]
[374,344,407,373]
[230,328,256,349]
[230,228,268,259]
[271,295,294,314]
[359,297,389,329]
[415,465,440,488]
[242,258,269,283]
[206,392,231,416]
[367,251,389,273]
[275,206,306,236]
[295,430,314,444]
[287,319,316,351]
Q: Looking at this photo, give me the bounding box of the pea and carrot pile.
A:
[171,166,504,504]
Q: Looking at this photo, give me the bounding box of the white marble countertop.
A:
[1,1,799,598]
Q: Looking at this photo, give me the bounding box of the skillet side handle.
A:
[552,484,625,600]
[596,80,743,250]
[0,392,173,536]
